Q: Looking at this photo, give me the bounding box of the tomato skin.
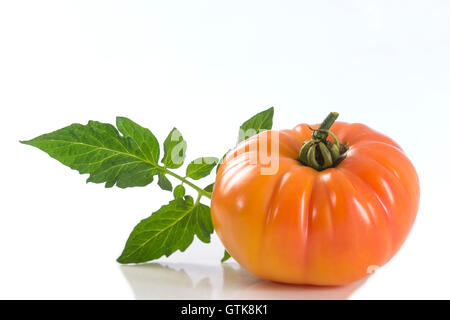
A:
[211,122,420,285]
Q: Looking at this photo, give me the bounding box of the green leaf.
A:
[21,118,160,188]
[117,196,214,264]
[161,127,187,169]
[173,185,185,198]
[221,250,231,262]
[216,149,231,174]
[116,117,160,164]
[238,106,274,143]
[186,157,219,180]
[157,172,172,191]
[204,183,214,193]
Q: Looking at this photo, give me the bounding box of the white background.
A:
[1,0,450,299]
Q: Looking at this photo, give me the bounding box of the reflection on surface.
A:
[120,262,367,300]
[231,277,367,300]
[120,263,216,299]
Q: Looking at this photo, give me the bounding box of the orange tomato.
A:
[211,120,420,285]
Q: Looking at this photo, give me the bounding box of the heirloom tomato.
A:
[211,113,419,285]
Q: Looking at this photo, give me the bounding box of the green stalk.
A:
[298,112,347,171]
[313,112,339,140]
[163,168,212,199]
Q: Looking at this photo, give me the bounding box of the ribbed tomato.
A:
[211,114,419,285]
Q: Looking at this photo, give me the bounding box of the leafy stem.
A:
[21,107,275,264]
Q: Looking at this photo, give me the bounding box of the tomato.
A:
[211,113,420,285]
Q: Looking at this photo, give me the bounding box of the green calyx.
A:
[298,112,348,171]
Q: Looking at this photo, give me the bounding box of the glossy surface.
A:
[121,261,367,300]
[211,122,420,285]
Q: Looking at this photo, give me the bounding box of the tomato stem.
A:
[298,112,348,171]
[313,112,339,140]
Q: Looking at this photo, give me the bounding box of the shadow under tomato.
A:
[120,262,367,300]
[221,264,367,300]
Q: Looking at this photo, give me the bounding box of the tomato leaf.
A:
[204,183,214,193]
[186,157,219,180]
[157,172,173,191]
[216,149,231,174]
[161,127,187,169]
[173,184,185,198]
[21,118,161,188]
[221,250,231,262]
[117,196,213,264]
[116,117,160,164]
[238,106,274,143]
